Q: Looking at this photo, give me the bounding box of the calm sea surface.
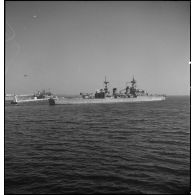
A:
[5,96,190,194]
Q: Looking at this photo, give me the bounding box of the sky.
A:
[5,1,190,95]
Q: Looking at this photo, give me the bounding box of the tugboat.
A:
[48,76,166,105]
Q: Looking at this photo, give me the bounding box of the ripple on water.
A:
[5,96,190,194]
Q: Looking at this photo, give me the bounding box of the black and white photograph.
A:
[5,1,190,194]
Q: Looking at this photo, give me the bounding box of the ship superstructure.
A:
[80,76,150,99]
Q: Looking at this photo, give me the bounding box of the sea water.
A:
[5,96,190,194]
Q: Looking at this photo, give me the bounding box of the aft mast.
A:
[104,76,109,94]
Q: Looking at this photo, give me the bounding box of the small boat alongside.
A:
[11,90,56,104]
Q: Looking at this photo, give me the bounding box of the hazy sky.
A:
[5,1,190,95]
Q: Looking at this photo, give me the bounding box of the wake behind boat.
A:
[48,76,166,105]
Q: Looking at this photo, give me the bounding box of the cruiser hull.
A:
[48,96,166,105]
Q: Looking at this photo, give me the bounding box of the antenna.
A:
[104,76,109,85]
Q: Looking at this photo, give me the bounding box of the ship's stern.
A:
[48,98,56,105]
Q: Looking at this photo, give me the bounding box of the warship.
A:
[48,76,166,105]
[11,90,56,104]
